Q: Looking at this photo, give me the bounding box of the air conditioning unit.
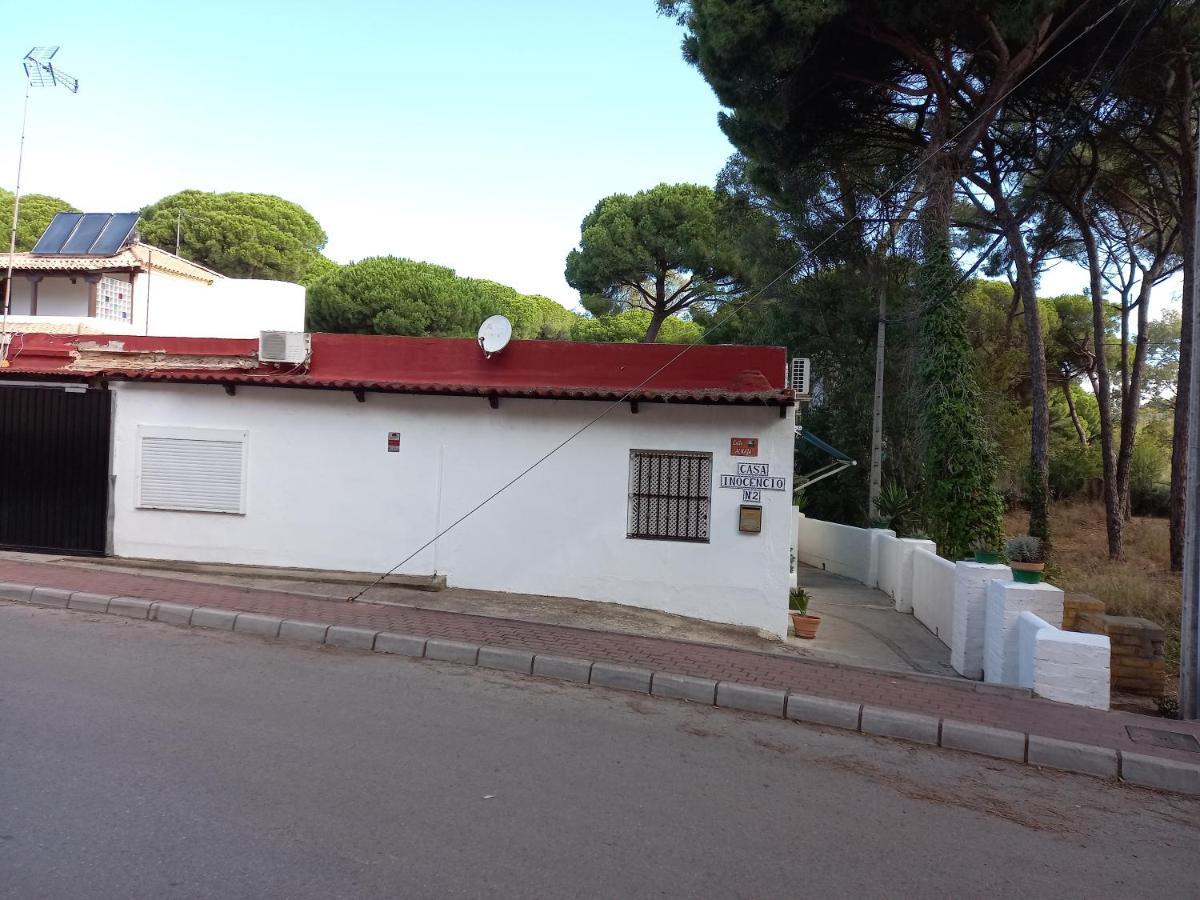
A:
[258,331,310,364]
[789,357,812,397]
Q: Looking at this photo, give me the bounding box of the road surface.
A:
[2,602,1198,899]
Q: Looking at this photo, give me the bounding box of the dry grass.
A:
[1004,503,1182,668]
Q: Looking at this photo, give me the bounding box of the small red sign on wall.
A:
[730,437,759,457]
[387,432,401,452]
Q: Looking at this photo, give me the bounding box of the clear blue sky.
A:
[3,0,736,307]
[3,2,1181,315]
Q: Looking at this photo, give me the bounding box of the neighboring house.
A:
[0,212,304,339]
[0,332,795,635]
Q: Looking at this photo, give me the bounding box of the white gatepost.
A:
[950,561,1011,679]
[894,537,936,613]
[867,527,894,588]
[984,579,1065,684]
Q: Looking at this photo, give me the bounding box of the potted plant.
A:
[1005,535,1045,584]
[973,541,1002,565]
[789,589,821,639]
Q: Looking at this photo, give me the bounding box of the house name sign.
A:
[720,462,787,503]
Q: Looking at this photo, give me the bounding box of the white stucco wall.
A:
[143,273,304,338]
[910,548,956,644]
[109,383,793,635]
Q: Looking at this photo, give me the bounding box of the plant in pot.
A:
[789,589,821,639]
[871,481,913,532]
[1005,535,1045,584]
[972,541,1002,565]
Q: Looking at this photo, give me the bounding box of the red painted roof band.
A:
[1,332,792,406]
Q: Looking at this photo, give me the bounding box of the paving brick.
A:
[1027,735,1118,779]
[861,706,940,745]
[0,582,34,603]
[786,694,861,731]
[1120,752,1200,795]
[375,633,427,657]
[108,597,153,619]
[30,587,73,608]
[425,639,479,665]
[533,654,592,683]
[279,620,329,643]
[151,602,195,626]
[67,592,113,614]
[234,613,283,638]
[940,720,1025,761]
[190,607,238,630]
[477,646,533,673]
[651,672,717,704]
[590,662,652,693]
[326,625,379,650]
[716,682,786,717]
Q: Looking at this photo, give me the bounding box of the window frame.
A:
[135,425,249,515]
[626,448,712,544]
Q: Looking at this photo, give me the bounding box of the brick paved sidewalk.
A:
[4,557,1199,764]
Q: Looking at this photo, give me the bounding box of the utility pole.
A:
[1181,112,1200,720]
[176,209,182,255]
[868,283,886,519]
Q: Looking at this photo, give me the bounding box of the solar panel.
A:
[59,213,111,254]
[88,212,140,256]
[30,212,83,254]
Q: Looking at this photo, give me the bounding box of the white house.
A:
[0,331,796,635]
[1,212,305,338]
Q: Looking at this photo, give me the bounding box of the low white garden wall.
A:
[1016,611,1110,710]
[794,513,874,584]
[792,509,1110,709]
[910,549,956,643]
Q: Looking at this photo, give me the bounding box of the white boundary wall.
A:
[792,513,1110,708]
[1016,611,1110,710]
[910,549,956,643]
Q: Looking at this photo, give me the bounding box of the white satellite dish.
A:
[477,315,513,358]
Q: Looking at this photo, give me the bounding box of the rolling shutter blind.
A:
[138,428,247,514]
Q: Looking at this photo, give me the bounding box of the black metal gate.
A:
[0,384,111,555]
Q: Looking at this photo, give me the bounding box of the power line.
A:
[346,2,1139,602]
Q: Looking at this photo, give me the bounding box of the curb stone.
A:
[5,581,1200,797]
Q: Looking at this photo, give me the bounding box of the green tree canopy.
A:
[570,309,701,344]
[0,190,77,251]
[307,255,583,340]
[139,190,328,283]
[564,182,741,342]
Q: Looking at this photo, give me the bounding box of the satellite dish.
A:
[477,315,513,358]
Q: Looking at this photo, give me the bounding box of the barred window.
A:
[627,450,711,543]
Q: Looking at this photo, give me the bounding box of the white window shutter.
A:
[137,427,248,514]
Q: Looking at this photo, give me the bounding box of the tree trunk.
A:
[1171,66,1196,571]
[1063,380,1088,446]
[1072,206,1123,560]
[641,310,667,343]
[1117,265,1161,521]
[641,271,669,343]
[997,208,1051,545]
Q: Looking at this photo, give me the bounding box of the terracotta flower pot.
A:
[790,612,821,639]
[1010,561,1045,585]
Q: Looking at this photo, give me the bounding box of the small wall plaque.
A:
[730,437,759,457]
[739,504,762,534]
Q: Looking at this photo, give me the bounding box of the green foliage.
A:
[916,244,1004,560]
[564,183,742,340]
[0,190,77,251]
[875,481,917,532]
[788,589,811,616]
[570,309,701,344]
[306,256,583,340]
[1130,432,1170,517]
[139,190,328,282]
[300,254,340,288]
[1005,535,1044,563]
[1048,441,1101,501]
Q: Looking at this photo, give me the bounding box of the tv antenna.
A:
[477,315,512,358]
[2,47,80,365]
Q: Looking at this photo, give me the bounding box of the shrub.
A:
[1048,441,1101,501]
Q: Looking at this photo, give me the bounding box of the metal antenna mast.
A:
[2,47,79,364]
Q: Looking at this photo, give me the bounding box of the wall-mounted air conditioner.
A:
[258,331,310,364]
[788,357,812,397]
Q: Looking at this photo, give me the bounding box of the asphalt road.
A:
[2,603,1198,900]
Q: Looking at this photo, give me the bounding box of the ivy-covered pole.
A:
[915,236,1005,560]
